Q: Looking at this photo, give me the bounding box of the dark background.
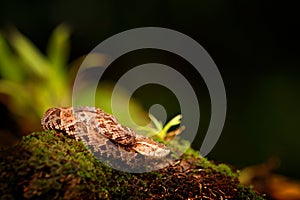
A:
[1,1,299,179]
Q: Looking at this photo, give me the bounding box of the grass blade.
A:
[47,24,71,70]
[9,29,51,78]
[0,32,24,81]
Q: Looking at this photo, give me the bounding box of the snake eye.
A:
[56,119,61,125]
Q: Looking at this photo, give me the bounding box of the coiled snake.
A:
[41,107,171,172]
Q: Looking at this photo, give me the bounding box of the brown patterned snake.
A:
[41,107,172,172]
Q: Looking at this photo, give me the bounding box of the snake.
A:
[41,107,171,172]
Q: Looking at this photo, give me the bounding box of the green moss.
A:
[0,131,265,199]
[169,137,236,178]
[1,132,110,199]
[237,185,266,200]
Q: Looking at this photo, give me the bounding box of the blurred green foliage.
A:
[0,25,149,134]
[0,25,179,140]
[0,25,71,132]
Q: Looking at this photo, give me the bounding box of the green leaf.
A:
[0,32,24,81]
[9,29,51,78]
[47,24,71,70]
[45,25,72,106]
[156,114,182,140]
[161,114,182,133]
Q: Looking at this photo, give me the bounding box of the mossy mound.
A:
[0,131,265,199]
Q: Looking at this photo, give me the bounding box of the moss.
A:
[0,131,265,199]
[237,185,266,200]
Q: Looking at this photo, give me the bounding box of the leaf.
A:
[47,24,71,71]
[0,32,24,81]
[161,114,182,133]
[9,28,51,78]
[156,114,182,140]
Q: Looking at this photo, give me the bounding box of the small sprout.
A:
[158,114,182,140]
[139,113,183,141]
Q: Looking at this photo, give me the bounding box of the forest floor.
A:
[0,131,265,199]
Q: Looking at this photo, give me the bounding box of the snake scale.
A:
[41,107,171,172]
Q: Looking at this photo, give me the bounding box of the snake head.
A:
[41,107,77,138]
